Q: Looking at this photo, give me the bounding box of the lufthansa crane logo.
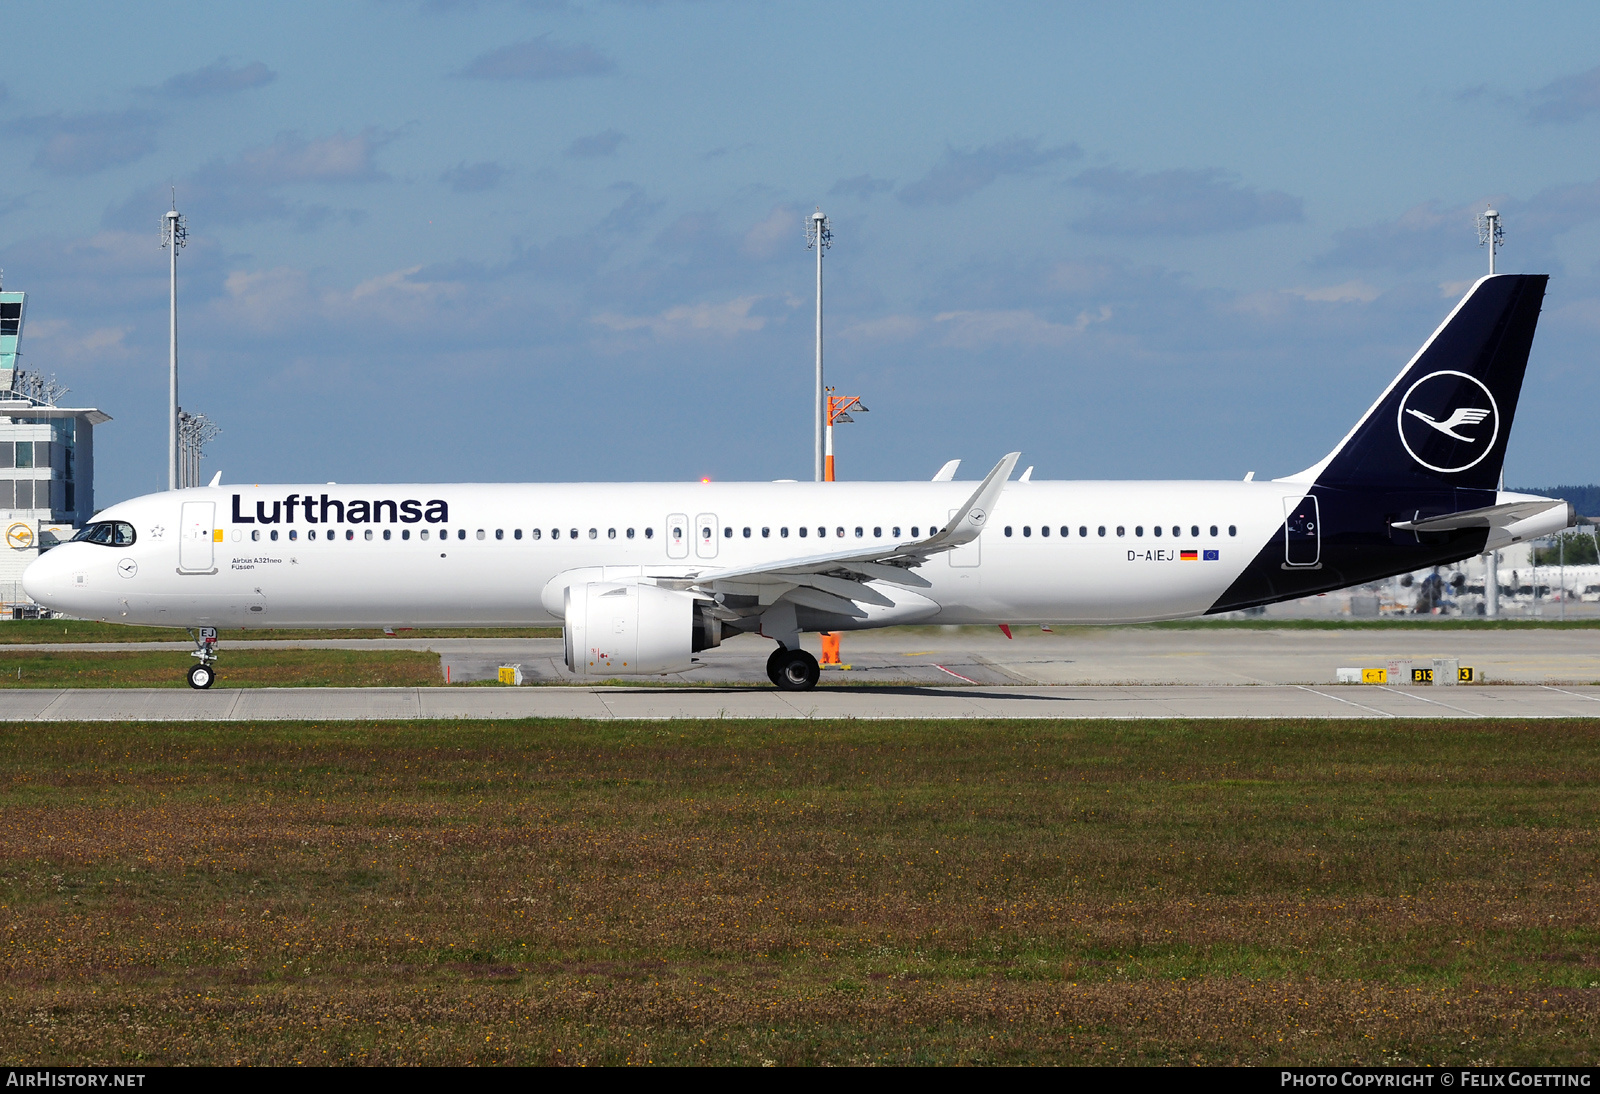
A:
[5,523,33,549]
[1396,370,1499,474]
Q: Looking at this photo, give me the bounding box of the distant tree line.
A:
[1515,484,1600,520]
[1534,531,1600,566]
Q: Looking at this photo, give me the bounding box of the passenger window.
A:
[1115,526,1123,537]
[588,528,597,540]
[402,529,410,541]
[854,527,863,538]
[363,529,371,541]
[384,529,392,541]
[670,527,680,541]
[604,528,613,539]
[1078,526,1086,537]
[892,526,901,537]
[626,528,634,539]
[1209,525,1218,537]
[1023,526,1032,537]
[911,526,919,537]
[421,530,429,541]
[1040,526,1049,537]
[1229,525,1237,536]
[873,526,881,537]
[1135,526,1144,537]
[761,527,770,538]
[477,529,486,540]
[289,529,299,541]
[1191,526,1199,537]
[530,528,540,540]
[1004,526,1013,537]
[496,529,504,540]
[724,527,732,538]
[836,527,845,538]
[780,527,788,537]
[819,527,826,538]
[571,529,579,539]
[799,527,808,538]
[743,527,751,538]
[251,529,260,542]
[1153,526,1161,537]
[270,530,279,541]
[644,528,653,539]
[514,529,523,540]
[1172,526,1180,537]
[553,529,561,540]
[347,530,355,541]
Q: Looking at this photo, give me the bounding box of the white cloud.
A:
[1290,280,1379,304]
[215,264,455,331]
[932,306,1109,348]
[1233,281,1379,316]
[741,206,799,260]
[21,318,134,367]
[592,296,767,338]
[839,315,924,341]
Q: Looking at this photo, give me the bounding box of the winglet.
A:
[208,471,222,487]
[926,451,1019,548]
[932,459,960,482]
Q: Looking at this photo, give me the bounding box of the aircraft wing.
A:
[655,452,1020,615]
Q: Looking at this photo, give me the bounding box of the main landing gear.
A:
[186,627,219,690]
[766,645,820,691]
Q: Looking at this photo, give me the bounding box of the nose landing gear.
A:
[187,627,218,689]
[766,645,820,691]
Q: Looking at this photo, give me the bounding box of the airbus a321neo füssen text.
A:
[22,273,1576,691]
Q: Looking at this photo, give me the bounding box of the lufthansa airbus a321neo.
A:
[22,273,1574,690]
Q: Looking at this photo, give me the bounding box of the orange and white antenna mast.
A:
[824,389,867,482]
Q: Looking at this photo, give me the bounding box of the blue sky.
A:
[4,2,1600,502]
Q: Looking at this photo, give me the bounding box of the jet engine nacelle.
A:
[562,581,722,676]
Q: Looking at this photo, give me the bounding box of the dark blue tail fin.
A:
[1294,273,1547,492]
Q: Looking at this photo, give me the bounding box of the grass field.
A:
[3,717,1598,1065]
[0,648,443,688]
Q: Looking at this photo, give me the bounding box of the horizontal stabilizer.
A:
[1390,496,1568,532]
[932,459,960,482]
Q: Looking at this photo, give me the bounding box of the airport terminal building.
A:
[0,283,110,613]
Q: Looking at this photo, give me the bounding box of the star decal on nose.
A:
[149,525,165,539]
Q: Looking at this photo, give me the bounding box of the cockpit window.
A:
[71,521,136,547]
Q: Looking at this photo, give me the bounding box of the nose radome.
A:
[21,547,72,609]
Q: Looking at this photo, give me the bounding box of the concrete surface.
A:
[9,626,1598,686]
[0,682,1597,721]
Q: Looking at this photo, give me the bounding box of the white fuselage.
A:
[24,479,1292,629]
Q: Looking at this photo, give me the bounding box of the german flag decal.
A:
[1180,550,1199,561]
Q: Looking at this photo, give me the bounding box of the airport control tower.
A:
[0,281,24,392]
[0,275,112,613]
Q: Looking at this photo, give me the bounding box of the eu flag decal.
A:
[1180,550,1199,561]
[1203,549,1220,561]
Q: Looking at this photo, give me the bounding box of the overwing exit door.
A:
[1283,495,1320,567]
[947,508,979,566]
[695,513,719,558]
[179,501,217,573]
[666,514,689,559]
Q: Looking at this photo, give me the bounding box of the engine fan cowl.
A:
[562,581,720,676]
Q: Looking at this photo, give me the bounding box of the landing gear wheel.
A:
[187,663,215,690]
[766,646,787,686]
[770,648,820,692]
